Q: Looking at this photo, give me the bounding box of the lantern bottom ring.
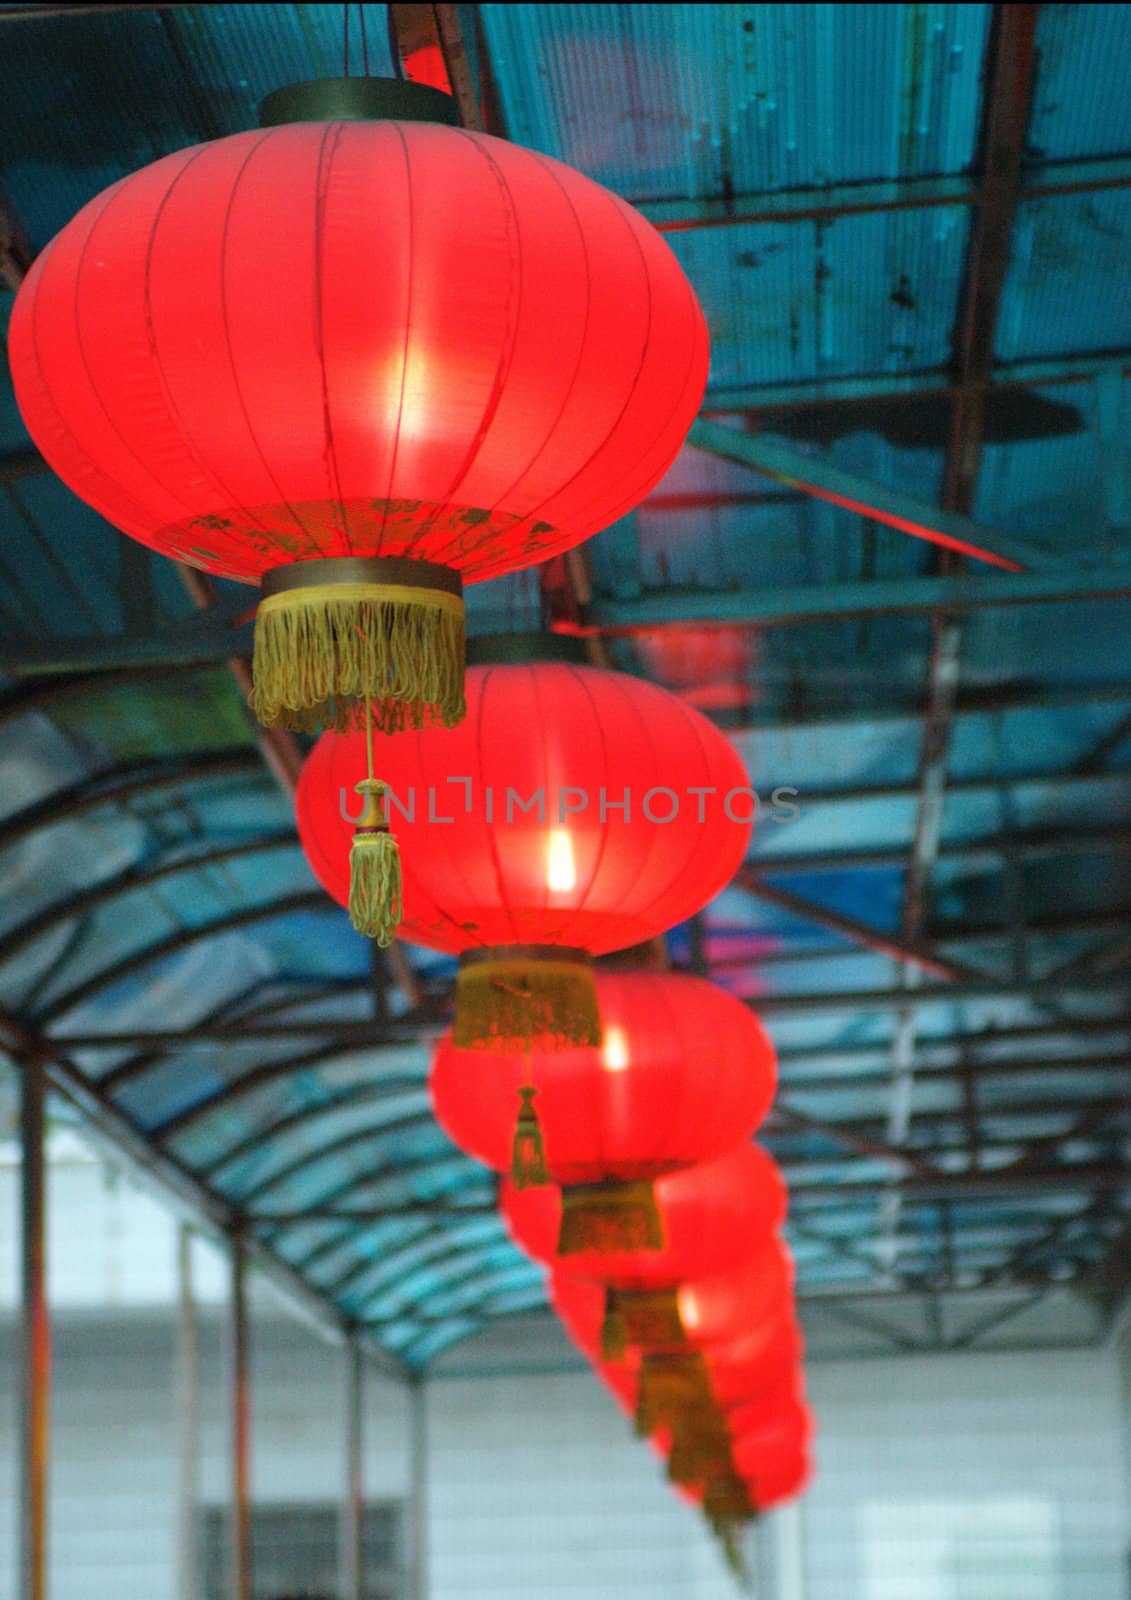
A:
[252,556,465,734]
[453,946,600,1051]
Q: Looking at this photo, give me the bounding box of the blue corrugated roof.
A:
[0,2,1129,1370]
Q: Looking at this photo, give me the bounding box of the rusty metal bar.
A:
[19,1051,49,1600]
[228,1229,253,1600]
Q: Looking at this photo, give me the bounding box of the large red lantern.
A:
[10,79,708,938]
[549,1237,791,1359]
[430,971,776,1246]
[298,660,753,1022]
[501,1144,786,1284]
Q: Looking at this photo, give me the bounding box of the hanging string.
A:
[387,1,405,80]
[343,1,350,76]
[359,2,370,76]
[365,693,375,783]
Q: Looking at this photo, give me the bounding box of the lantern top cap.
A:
[259,76,461,129]
[466,632,590,667]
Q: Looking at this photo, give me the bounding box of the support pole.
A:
[174,1224,199,1600]
[408,1380,429,1600]
[228,1230,252,1600]
[19,1052,49,1600]
[340,1336,365,1600]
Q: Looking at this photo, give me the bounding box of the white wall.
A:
[0,1313,1126,1600]
[801,1348,1128,1600]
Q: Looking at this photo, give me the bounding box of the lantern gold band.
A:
[261,554,463,600]
[257,581,464,622]
[453,948,601,1051]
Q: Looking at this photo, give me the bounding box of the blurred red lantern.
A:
[708,1313,805,1414]
[731,1392,814,1484]
[299,661,753,1027]
[549,1237,791,1359]
[11,85,706,749]
[743,1443,813,1511]
[502,1144,786,1283]
[431,971,776,1244]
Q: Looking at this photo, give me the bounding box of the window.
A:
[859,1498,1059,1600]
[199,1501,404,1600]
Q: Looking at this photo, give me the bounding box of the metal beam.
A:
[638,152,1131,233]
[0,749,262,856]
[38,963,1131,1053]
[34,889,330,1025]
[19,1052,49,1600]
[881,1,1041,1268]
[0,832,299,969]
[0,1005,410,1381]
[340,1337,365,1600]
[253,1149,480,1230]
[186,1079,429,1178]
[228,1112,438,1209]
[0,613,256,673]
[574,565,1131,633]
[1,175,33,290]
[699,351,1131,414]
[408,1381,429,1600]
[175,1224,199,1600]
[229,1230,253,1600]
[732,870,984,983]
[686,418,1047,571]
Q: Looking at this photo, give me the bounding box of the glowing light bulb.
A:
[546,828,576,892]
[602,1024,630,1072]
[677,1286,702,1331]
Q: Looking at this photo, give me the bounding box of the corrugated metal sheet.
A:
[483,3,990,198]
[671,203,972,388]
[996,190,1131,361]
[0,1,1129,1366]
[1027,3,1131,164]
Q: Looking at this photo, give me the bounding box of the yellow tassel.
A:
[600,1293,628,1363]
[348,778,402,946]
[251,581,465,733]
[511,1086,550,1188]
[557,1179,665,1256]
[454,953,601,1052]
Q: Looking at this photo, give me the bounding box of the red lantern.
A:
[501,1144,786,1284]
[10,80,707,942]
[430,970,776,1244]
[550,1238,791,1361]
[298,661,753,1035]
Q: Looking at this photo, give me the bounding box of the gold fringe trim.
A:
[634,1352,712,1439]
[348,779,402,945]
[453,957,601,1052]
[704,1475,755,1524]
[611,1287,685,1350]
[667,1427,735,1489]
[600,1296,628,1364]
[558,1179,665,1256]
[511,1085,550,1189]
[251,581,465,733]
